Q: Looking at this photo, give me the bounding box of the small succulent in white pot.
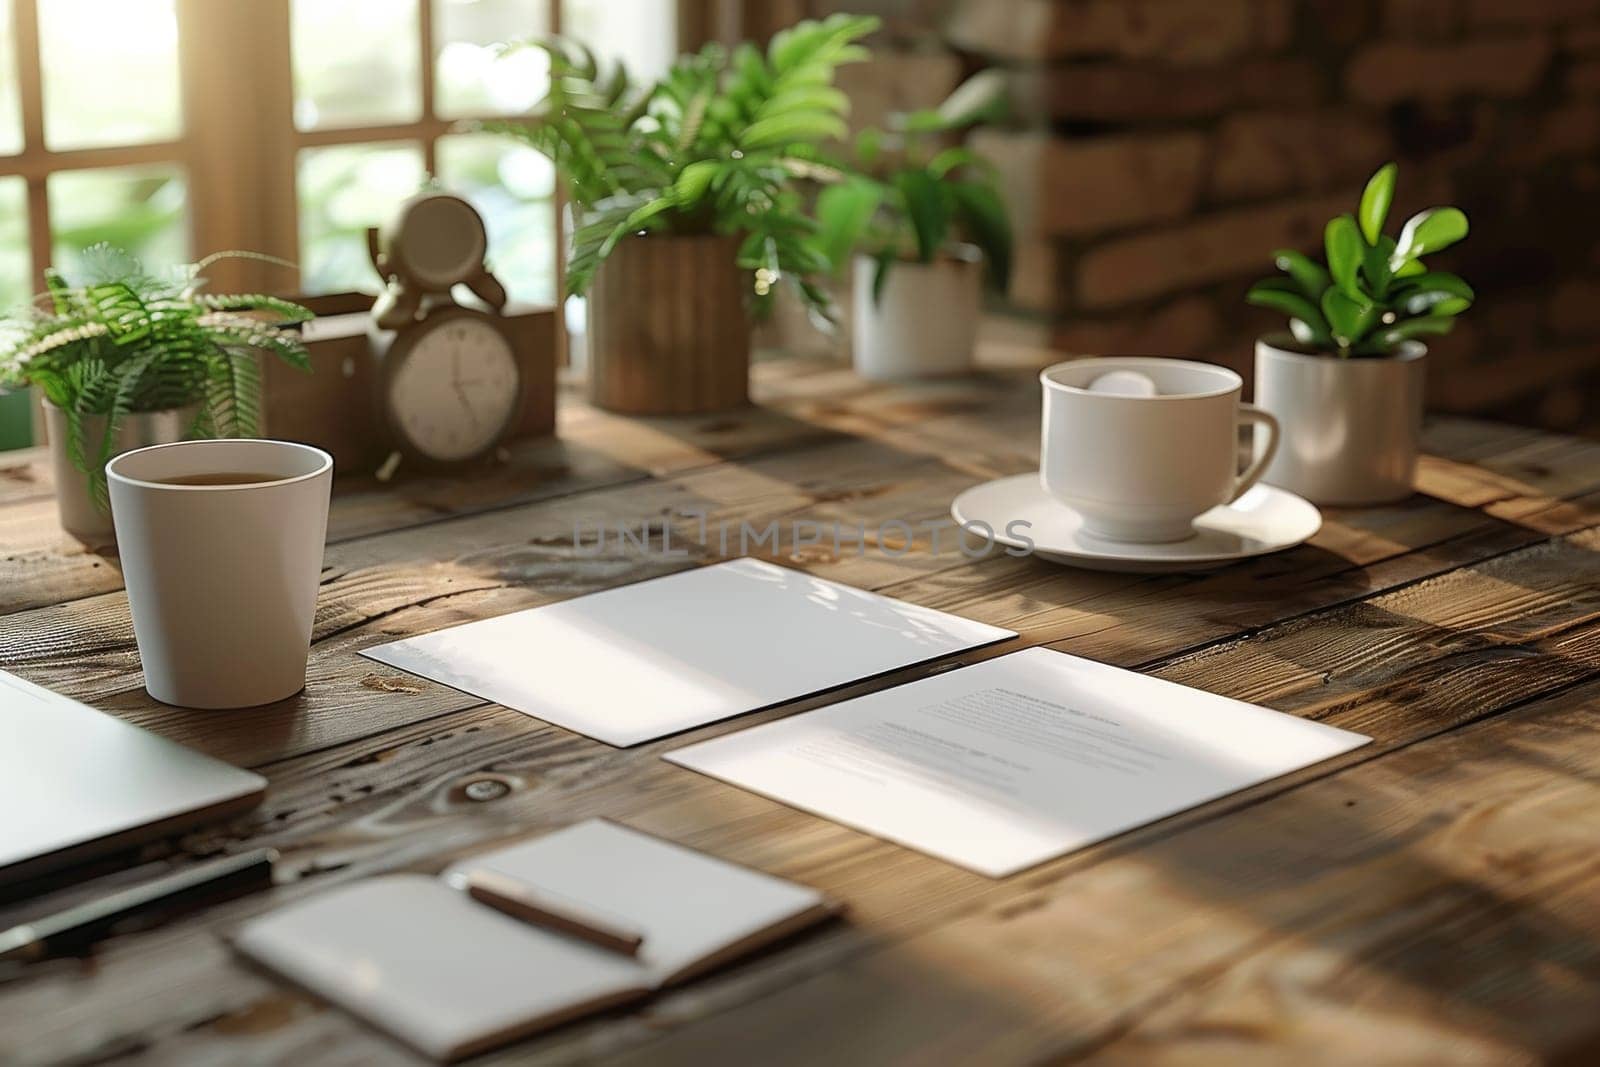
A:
[1246,162,1471,504]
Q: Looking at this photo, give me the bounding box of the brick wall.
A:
[807,0,1600,435]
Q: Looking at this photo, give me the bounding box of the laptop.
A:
[1,669,266,883]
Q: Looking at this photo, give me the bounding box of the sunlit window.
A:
[436,133,555,303]
[39,0,182,150]
[47,166,189,279]
[298,142,427,295]
[0,177,27,309]
[435,0,550,118]
[562,0,677,86]
[292,0,423,130]
[0,0,673,451]
[292,0,564,297]
[0,0,21,156]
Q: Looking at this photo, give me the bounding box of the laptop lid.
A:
[0,669,266,883]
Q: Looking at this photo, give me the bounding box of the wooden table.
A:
[3,356,1599,1066]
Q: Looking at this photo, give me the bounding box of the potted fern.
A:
[487,14,876,414]
[813,71,1013,381]
[0,245,312,543]
[1246,163,1471,504]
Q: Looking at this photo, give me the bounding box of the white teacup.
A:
[108,439,333,709]
[1040,357,1280,544]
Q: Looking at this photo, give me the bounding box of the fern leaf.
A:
[193,292,311,324]
[740,112,848,150]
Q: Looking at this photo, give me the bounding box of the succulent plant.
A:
[1248,162,1472,357]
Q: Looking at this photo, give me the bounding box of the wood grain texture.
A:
[586,234,751,414]
[1,355,1598,1066]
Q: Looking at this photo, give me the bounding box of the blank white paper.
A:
[666,647,1371,877]
[361,558,1015,747]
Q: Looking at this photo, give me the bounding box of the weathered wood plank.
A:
[1,360,1594,622]
[0,358,1053,617]
[589,682,1600,1067]
[4,416,1598,776]
[0,423,1030,715]
[0,445,50,507]
[3,443,1594,779]
[6,354,1600,1067]
[3,524,1598,1066]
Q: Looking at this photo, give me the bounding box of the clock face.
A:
[388,316,519,462]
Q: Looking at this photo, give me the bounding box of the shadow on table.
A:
[569,537,1600,1063]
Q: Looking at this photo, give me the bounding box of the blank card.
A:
[361,558,1015,746]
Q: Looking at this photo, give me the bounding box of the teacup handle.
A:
[1230,404,1280,503]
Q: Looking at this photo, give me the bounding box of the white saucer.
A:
[951,474,1322,573]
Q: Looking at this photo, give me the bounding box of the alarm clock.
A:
[366,192,523,468]
[368,302,522,465]
[368,191,507,329]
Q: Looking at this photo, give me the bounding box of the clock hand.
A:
[453,375,481,427]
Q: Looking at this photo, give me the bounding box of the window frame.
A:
[2,0,572,298]
[3,0,706,435]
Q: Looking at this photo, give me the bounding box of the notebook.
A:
[231,820,836,1061]
[360,557,1016,746]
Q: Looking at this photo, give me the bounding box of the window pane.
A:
[561,0,677,86]
[0,177,26,309]
[0,178,29,446]
[435,0,549,119]
[49,165,189,277]
[0,0,21,155]
[293,0,422,130]
[298,142,426,294]
[39,0,182,150]
[435,133,555,305]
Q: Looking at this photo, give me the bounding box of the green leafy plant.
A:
[810,70,1013,301]
[483,13,879,318]
[1247,162,1472,357]
[0,244,312,503]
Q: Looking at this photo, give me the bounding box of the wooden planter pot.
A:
[586,233,751,415]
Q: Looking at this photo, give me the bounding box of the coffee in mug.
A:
[1039,357,1280,544]
[107,439,333,709]
[153,471,290,486]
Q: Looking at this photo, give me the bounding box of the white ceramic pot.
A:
[42,400,197,546]
[107,439,333,709]
[851,247,982,381]
[1253,336,1425,506]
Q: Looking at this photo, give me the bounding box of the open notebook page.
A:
[441,819,831,985]
[233,821,832,1061]
[233,875,648,1061]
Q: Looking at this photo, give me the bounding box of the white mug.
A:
[108,439,333,709]
[1040,357,1280,543]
